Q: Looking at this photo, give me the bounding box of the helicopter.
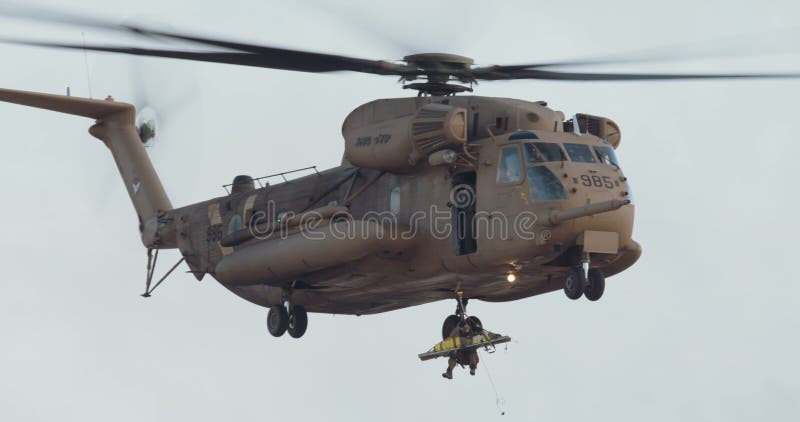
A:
[2,8,799,341]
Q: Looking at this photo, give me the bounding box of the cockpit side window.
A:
[563,143,597,163]
[524,142,566,164]
[497,145,523,184]
[527,167,568,201]
[594,145,620,167]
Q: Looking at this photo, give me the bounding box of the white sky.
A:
[1,0,799,420]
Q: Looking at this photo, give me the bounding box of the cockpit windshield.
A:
[594,145,620,167]
[563,143,597,163]
[524,142,566,164]
[512,139,621,202]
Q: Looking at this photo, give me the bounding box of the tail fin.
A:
[0,88,174,247]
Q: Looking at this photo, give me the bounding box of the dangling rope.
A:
[81,32,93,99]
[481,355,507,416]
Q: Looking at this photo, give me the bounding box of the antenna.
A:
[81,32,93,98]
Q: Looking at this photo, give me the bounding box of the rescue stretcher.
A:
[418,330,511,361]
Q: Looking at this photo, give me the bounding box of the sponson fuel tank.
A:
[213,220,416,286]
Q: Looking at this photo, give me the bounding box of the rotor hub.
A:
[402,54,476,95]
[403,53,474,69]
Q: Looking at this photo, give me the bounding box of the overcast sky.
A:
[1,0,799,420]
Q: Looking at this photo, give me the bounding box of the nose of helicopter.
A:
[561,175,635,252]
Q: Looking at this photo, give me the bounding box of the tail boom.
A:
[0,88,174,248]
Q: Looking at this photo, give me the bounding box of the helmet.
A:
[466,316,483,331]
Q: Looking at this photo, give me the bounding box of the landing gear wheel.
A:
[584,269,605,301]
[442,314,460,339]
[287,306,308,338]
[564,267,585,300]
[267,305,289,337]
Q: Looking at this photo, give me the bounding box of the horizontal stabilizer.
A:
[0,88,132,119]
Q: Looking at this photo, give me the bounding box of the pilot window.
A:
[594,145,620,167]
[497,146,523,184]
[564,143,597,163]
[527,166,568,201]
[524,142,566,164]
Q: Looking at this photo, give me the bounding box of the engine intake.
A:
[564,113,622,148]
[343,103,467,173]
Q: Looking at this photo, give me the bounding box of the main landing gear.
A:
[563,253,606,301]
[441,291,483,339]
[267,302,308,338]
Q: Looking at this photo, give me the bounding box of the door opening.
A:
[451,171,477,256]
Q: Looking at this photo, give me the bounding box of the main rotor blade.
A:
[0,38,271,67]
[475,68,800,81]
[0,3,413,76]
[0,37,413,75]
[122,28,410,75]
[474,26,800,74]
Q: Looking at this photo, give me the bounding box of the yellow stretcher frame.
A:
[418,332,511,361]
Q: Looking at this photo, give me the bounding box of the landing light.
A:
[506,273,517,283]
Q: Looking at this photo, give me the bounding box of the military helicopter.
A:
[2,9,799,341]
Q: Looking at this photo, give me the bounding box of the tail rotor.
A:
[128,55,197,150]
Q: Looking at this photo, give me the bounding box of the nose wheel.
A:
[584,269,605,301]
[563,267,586,300]
[563,252,606,301]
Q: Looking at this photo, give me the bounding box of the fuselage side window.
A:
[389,186,401,214]
[497,145,523,184]
[564,143,597,163]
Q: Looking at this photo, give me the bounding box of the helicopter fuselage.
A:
[162,96,640,315]
[0,88,640,317]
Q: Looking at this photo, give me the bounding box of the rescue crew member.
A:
[442,316,483,379]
